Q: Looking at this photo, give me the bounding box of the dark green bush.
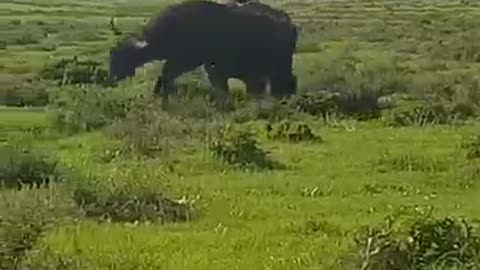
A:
[381,99,454,127]
[210,124,281,170]
[0,81,52,107]
[350,210,480,270]
[0,145,63,190]
[286,90,381,120]
[375,152,448,173]
[461,135,480,160]
[47,85,143,133]
[72,184,194,223]
[37,57,111,86]
[0,40,7,50]
[0,186,80,269]
[232,98,292,123]
[266,120,322,143]
[105,99,218,159]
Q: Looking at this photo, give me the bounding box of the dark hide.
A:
[108,0,298,107]
[203,1,298,98]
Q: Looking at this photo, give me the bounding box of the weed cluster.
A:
[0,186,80,269]
[381,98,475,127]
[266,120,322,143]
[72,185,193,223]
[462,135,480,161]
[0,145,63,190]
[37,57,111,86]
[376,152,447,174]
[210,124,281,170]
[349,209,480,270]
[0,81,52,107]
[47,85,143,133]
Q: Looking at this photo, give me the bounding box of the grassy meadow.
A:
[1,0,480,269]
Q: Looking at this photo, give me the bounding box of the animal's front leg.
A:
[157,60,202,109]
[204,64,230,107]
[153,75,170,109]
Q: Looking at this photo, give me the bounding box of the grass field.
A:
[1,0,480,269]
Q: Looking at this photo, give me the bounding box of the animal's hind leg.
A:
[154,60,200,108]
[204,64,230,107]
[244,77,267,100]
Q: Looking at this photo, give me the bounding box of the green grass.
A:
[4,115,480,269]
[1,0,480,269]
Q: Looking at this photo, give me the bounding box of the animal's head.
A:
[108,36,148,81]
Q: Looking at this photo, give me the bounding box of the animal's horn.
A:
[109,17,122,36]
[133,40,148,48]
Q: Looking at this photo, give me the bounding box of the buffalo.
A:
[108,0,298,107]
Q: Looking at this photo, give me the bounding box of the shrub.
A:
[232,98,292,123]
[106,100,211,158]
[375,152,448,173]
[287,91,341,119]
[37,57,111,86]
[47,85,143,133]
[0,81,52,107]
[72,185,193,223]
[266,120,322,143]
[287,90,381,121]
[0,145,63,190]
[381,98,455,127]
[350,210,480,270]
[462,135,480,160]
[209,124,281,170]
[0,185,80,269]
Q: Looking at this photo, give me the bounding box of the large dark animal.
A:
[109,0,298,107]
[203,0,298,99]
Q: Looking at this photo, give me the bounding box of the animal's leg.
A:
[155,60,200,108]
[204,64,230,107]
[244,77,268,99]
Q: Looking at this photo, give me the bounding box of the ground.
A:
[1,0,479,269]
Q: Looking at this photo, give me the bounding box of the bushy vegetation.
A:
[266,120,322,143]
[37,57,111,87]
[46,85,143,133]
[347,208,480,270]
[209,124,282,170]
[72,185,194,223]
[0,144,63,189]
[0,185,80,269]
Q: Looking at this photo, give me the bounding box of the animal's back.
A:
[141,0,284,62]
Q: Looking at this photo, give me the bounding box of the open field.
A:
[1,0,480,269]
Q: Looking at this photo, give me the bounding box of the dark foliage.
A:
[72,185,194,223]
[266,120,322,143]
[0,145,63,190]
[37,57,112,86]
[210,124,282,170]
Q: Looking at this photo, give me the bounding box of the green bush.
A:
[375,152,448,173]
[47,85,143,133]
[70,170,195,224]
[72,186,193,224]
[461,135,480,160]
[37,57,111,86]
[381,98,455,127]
[210,124,282,170]
[266,120,322,143]
[0,185,80,269]
[287,90,381,120]
[232,98,292,123]
[0,81,51,107]
[349,209,480,270]
[105,99,215,158]
[0,145,63,190]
